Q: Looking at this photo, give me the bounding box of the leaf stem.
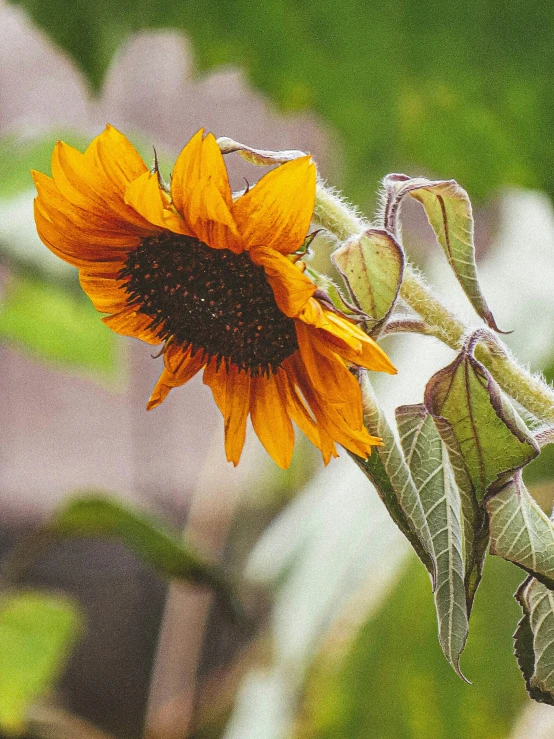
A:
[314,181,554,424]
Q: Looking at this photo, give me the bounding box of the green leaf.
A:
[0,592,82,735]
[395,404,468,676]
[486,472,554,588]
[384,175,500,330]
[48,494,228,592]
[353,373,435,578]
[332,229,404,334]
[432,416,488,611]
[515,576,554,705]
[0,275,117,378]
[425,351,539,500]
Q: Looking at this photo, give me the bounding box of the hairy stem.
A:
[314,181,554,424]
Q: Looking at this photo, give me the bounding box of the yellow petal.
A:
[250,371,294,469]
[233,156,316,254]
[187,177,244,252]
[250,246,316,317]
[124,172,192,235]
[170,131,243,251]
[93,125,149,192]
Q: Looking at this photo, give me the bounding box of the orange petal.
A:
[298,301,393,375]
[250,246,316,317]
[172,131,231,210]
[52,141,116,216]
[250,371,294,469]
[102,306,161,345]
[287,353,379,458]
[79,273,130,314]
[33,200,132,272]
[88,128,161,231]
[233,156,316,253]
[147,345,206,409]
[295,321,359,411]
[203,360,251,465]
[279,364,338,465]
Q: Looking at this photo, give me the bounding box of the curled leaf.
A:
[217,137,307,165]
[332,228,404,334]
[383,174,502,331]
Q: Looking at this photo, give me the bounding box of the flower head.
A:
[33,126,396,468]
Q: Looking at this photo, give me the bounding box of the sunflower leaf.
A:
[0,592,82,735]
[432,416,488,612]
[353,373,436,580]
[395,404,469,676]
[486,473,554,588]
[47,494,230,594]
[514,576,554,705]
[424,350,539,501]
[331,228,404,334]
[383,175,501,331]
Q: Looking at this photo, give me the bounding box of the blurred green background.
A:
[1,0,554,737]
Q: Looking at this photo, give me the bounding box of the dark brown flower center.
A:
[120,232,299,375]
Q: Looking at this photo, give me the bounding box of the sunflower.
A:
[33,126,396,468]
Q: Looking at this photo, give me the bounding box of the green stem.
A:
[314,181,554,424]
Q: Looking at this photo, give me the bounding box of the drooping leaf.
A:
[0,275,117,378]
[383,175,500,330]
[395,404,468,676]
[0,592,82,735]
[486,473,554,588]
[515,576,554,705]
[353,373,435,579]
[48,494,228,592]
[425,351,539,500]
[332,229,404,334]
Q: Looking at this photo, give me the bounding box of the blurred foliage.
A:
[8,0,554,205]
[0,592,82,736]
[297,555,526,739]
[49,494,231,593]
[0,275,117,378]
